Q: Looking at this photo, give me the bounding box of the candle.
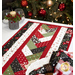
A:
[10,11,16,17]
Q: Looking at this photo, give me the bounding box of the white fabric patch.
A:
[63,70,71,74]
[56,63,61,70]
[38,29,47,34]
[46,27,68,58]
[39,36,53,42]
[2,23,40,67]
[22,45,33,56]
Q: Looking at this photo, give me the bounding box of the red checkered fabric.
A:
[54,59,73,75]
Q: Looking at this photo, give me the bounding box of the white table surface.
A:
[2,17,73,52]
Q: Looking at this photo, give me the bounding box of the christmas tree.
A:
[7,0,73,25]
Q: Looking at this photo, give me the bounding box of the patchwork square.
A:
[31,35,41,43]
[31,46,46,54]
[10,58,23,73]
[3,66,14,75]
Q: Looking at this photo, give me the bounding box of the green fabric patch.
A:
[3,65,14,75]
[27,39,37,50]
[42,31,55,37]
[41,24,50,30]
[26,52,43,61]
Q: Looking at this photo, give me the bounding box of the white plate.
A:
[26,57,50,75]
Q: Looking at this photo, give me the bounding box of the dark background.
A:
[2,0,15,10]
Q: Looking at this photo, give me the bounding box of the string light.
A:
[54,12,56,14]
[66,17,69,19]
[47,0,53,7]
[50,14,52,16]
[58,9,60,11]
[34,16,37,18]
[51,21,53,22]
[49,7,51,9]
[55,18,58,21]
[67,19,69,21]
[26,6,29,8]
[62,21,64,23]
[60,15,62,17]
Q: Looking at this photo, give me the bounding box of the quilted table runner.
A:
[2,21,73,75]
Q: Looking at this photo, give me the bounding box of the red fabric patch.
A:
[48,25,57,29]
[17,51,28,69]
[35,41,49,48]
[58,70,63,75]
[67,53,71,57]
[34,31,44,39]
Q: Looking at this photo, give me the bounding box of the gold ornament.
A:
[47,0,53,7]
[61,62,70,72]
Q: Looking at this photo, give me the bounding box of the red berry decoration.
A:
[58,3,66,11]
[38,9,46,16]
[21,0,28,7]
[28,12,32,17]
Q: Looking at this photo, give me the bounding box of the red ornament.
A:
[28,12,32,17]
[58,3,66,11]
[21,0,28,7]
[38,9,46,16]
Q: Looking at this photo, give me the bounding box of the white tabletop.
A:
[2,17,73,52]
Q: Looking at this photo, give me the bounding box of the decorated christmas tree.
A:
[7,0,73,25]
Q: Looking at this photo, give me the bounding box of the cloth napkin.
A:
[49,50,73,75]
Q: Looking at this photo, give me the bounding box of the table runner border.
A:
[2,21,29,48]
